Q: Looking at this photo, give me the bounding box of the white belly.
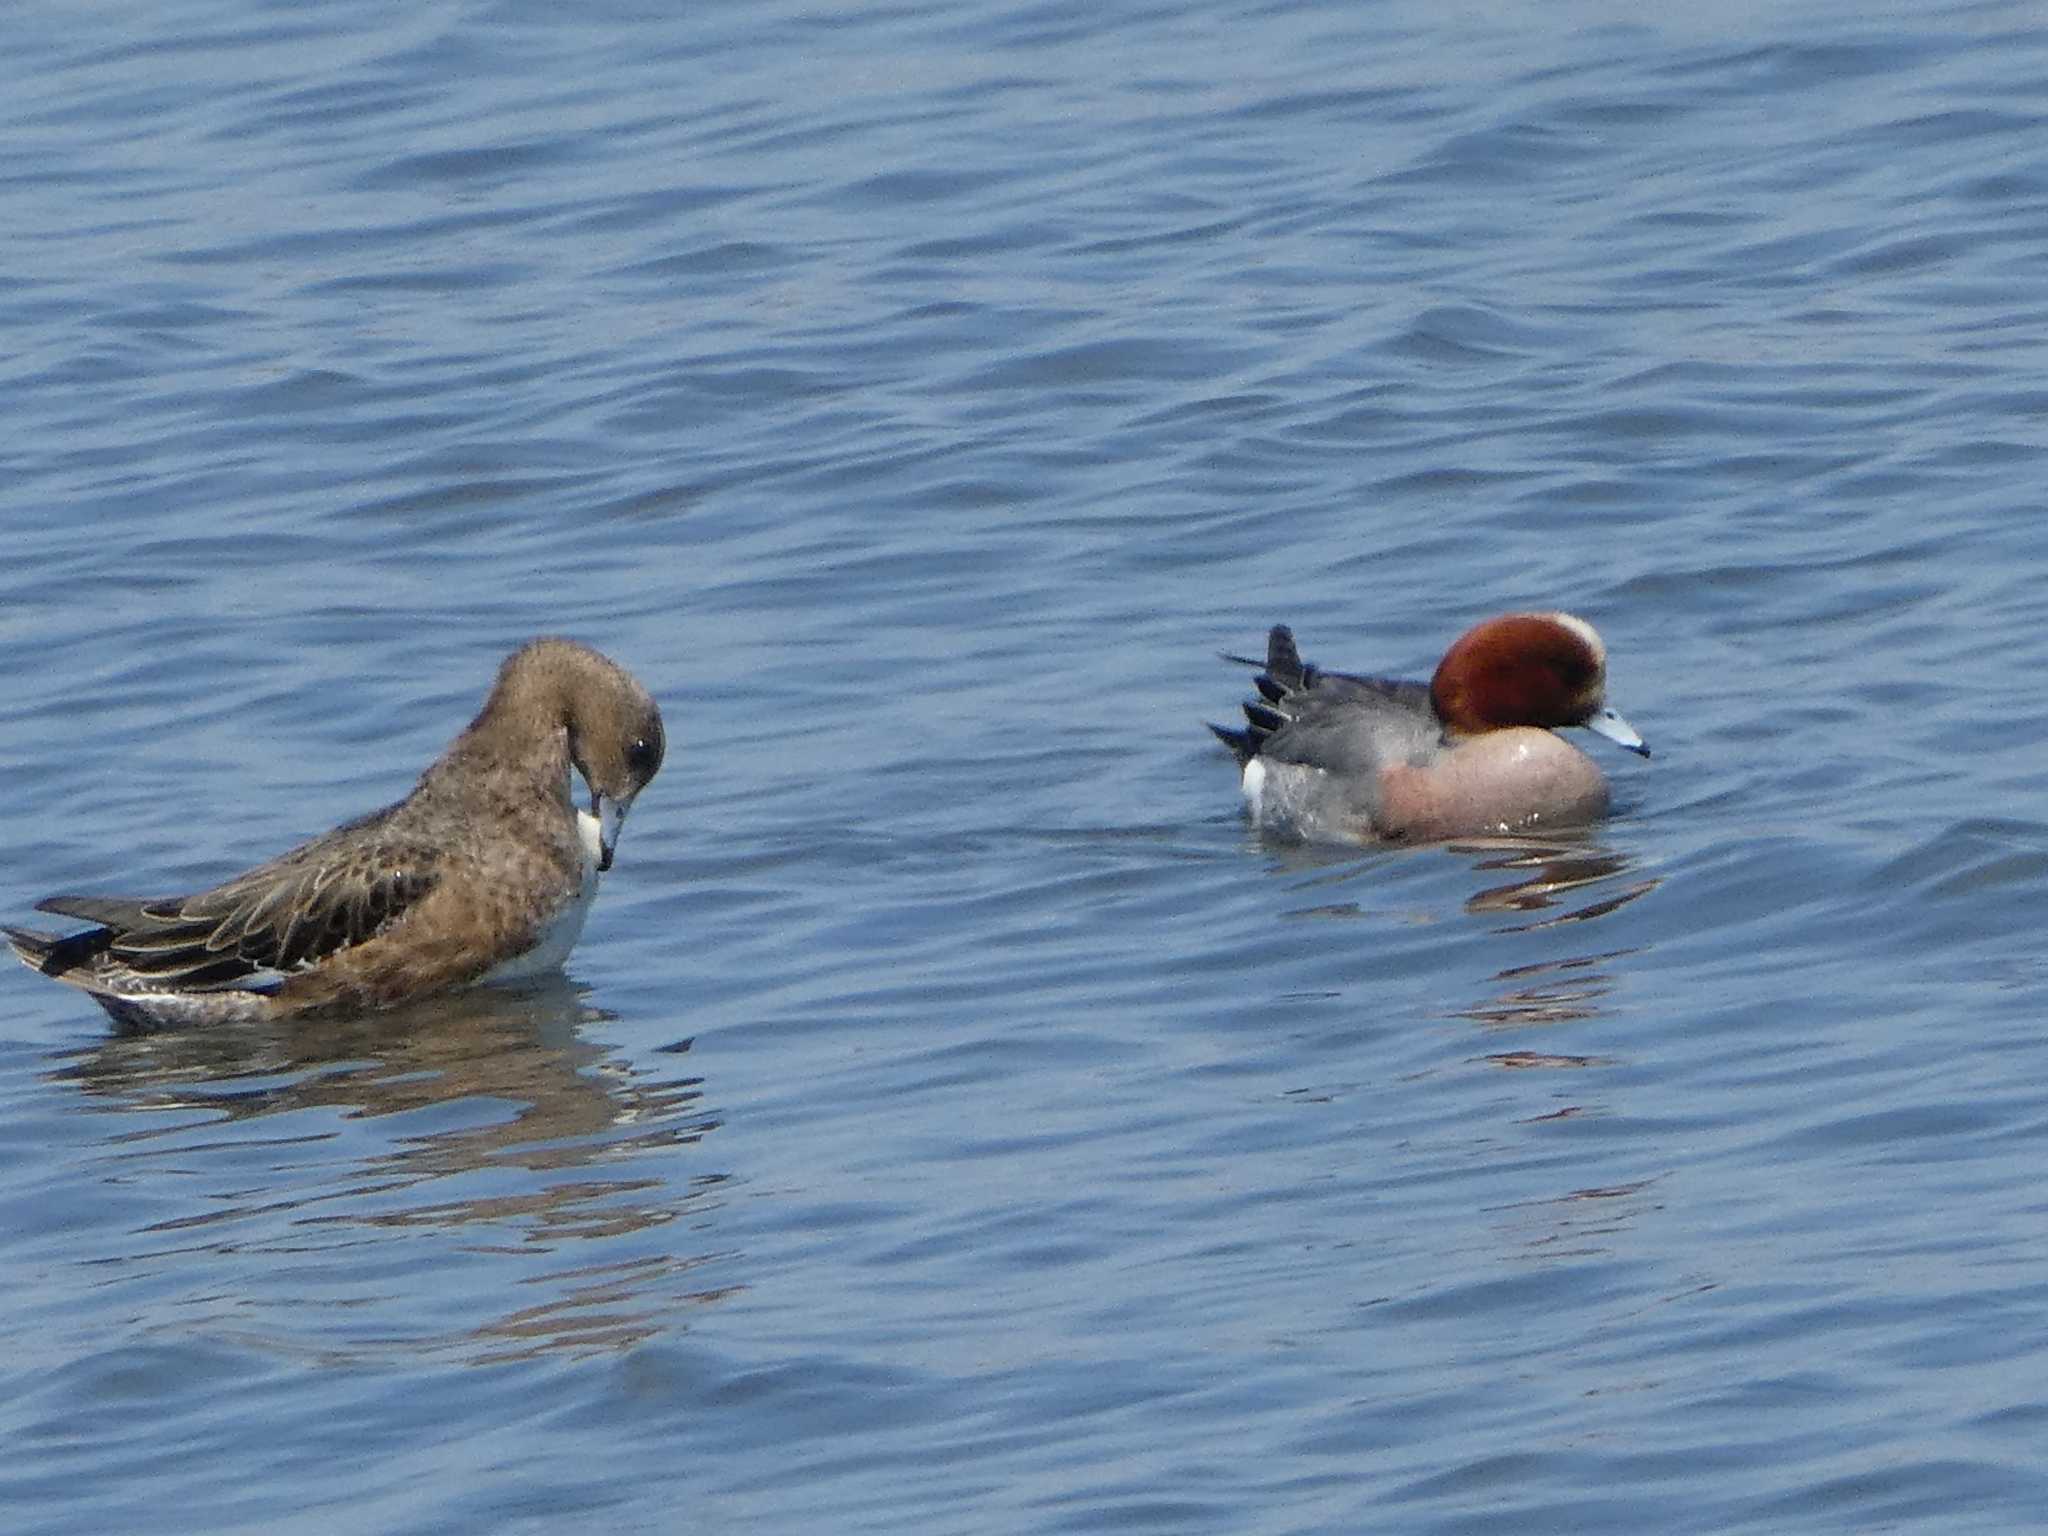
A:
[478,810,604,985]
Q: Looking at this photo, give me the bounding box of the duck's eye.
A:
[627,736,660,779]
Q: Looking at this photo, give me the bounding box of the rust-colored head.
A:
[1429,612,1647,754]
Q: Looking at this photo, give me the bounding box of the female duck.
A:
[1210,612,1647,844]
[6,638,665,1029]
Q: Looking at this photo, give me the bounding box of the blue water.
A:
[6,0,2048,1530]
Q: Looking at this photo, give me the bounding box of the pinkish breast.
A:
[1376,729,1610,840]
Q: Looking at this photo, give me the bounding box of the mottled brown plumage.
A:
[6,637,664,1029]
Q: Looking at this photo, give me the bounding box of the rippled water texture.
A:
[6,0,2048,1530]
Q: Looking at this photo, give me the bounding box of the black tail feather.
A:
[1262,625,1305,688]
[4,923,112,978]
[1207,721,1257,765]
[1211,624,1320,766]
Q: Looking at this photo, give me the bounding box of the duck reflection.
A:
[1451,838,1658,1033]
[52,977,711,1157]
[1267,835,1658,1034]
[1266,834,1655,932]
[1453,837,1656,927]
[44,978,731,1361]
[1485,1176,1669,1262]
[1461,952,1631,1031]
[1268,836,1667,1265]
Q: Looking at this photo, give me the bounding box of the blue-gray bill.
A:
[1583,706,1649,757]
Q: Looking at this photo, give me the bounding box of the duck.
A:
[1210,612,1646,844]
[5,637,664,1029]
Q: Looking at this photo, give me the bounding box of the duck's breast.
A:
[476,809,604,985]
[1378,728,1608,840]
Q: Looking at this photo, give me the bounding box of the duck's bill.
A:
[591,792,631,872]
[1584,706,1650,757]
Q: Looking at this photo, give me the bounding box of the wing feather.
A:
[1213,627,1438,776]
[35,803,442,987]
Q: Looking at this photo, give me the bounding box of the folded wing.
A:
[32,806,440,990]
[1211,625,1434,774]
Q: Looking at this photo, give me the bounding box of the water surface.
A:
[5,0,2048,1531]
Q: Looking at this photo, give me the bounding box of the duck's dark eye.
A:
[627,735,660,779]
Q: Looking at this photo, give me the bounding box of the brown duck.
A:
[5,637,664,1029]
